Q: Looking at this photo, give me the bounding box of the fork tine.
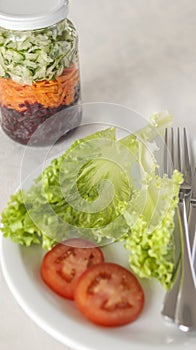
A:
[164,128,168,174]
[177,128,181,172]
[164,128,174,177]
[171,128,175,170]
[183,128,191,184]
[169,127,175,175]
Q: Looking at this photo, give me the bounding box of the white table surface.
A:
[1,0,196,349]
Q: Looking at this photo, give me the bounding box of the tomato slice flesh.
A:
[41,239,104,300]
[74,262,145,327]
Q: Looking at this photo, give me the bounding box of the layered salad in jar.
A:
[0,19,81,144]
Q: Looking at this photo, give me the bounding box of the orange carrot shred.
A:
[0,64,80,111]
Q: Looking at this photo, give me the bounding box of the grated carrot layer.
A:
[0,64,80,112]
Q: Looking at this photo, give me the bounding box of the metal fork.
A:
[161,128,196,331]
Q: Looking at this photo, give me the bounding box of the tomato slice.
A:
[74,262,145,327]
[41,239,104,300]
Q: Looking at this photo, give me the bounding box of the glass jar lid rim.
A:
[0,0,69,30]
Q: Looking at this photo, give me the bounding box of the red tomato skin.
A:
[74,262,145,327]
[41,239,104,300]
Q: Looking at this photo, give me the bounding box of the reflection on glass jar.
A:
[0,3,81,145]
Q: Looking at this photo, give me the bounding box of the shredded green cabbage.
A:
[0,19,78,85]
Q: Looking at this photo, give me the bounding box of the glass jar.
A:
[0,0,81,145]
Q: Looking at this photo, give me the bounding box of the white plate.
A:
[1,237,196,350]
[1,104,196,349]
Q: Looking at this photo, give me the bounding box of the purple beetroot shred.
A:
[0,85,81,145]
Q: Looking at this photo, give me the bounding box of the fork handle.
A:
[189,201,196,256]
[175,197,196,331]
[161,208,182,320]
[161,264,181,321]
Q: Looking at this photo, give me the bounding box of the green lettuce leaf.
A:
[123,170,183,289]
[1,127,130,249]
[0,111,182,288]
